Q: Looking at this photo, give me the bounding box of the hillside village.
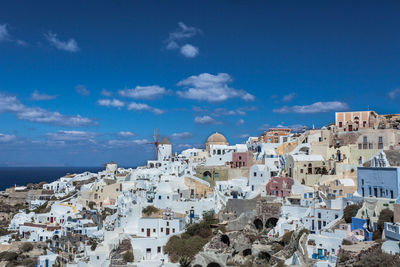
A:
[2,110,400,267]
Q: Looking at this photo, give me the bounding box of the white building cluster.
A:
[5,116,400,266]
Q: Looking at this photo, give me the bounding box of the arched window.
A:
[308,163,312,174]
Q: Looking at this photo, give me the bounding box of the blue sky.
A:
[1,0,400,166]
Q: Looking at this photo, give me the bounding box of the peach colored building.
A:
[261,128,291,143]
[335,111,378,131]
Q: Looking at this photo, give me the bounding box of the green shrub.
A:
[91,241,97,251]
[142,205,159,216]
[123,251,134,262]
[377,208,394,233]
[354,248,400,267]
[343,204,361,223]
[179,255,192,267]
[0,227,10,236]
[281,231,293,246]
[372,230,382,241]
[88,201,96,210]
[298,228,309,238]
[165,209,216,263]
[164,235,208,263]
[0,251,18,261]
[33,202,50,214]
[185,221,212,238]
[21,242,34,252]
[271,243,283,253]
[21,258,36,267]
[342,239,353,245]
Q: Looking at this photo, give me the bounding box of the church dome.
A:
[207,132,227,143]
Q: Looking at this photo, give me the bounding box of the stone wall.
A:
[220,197,281,231]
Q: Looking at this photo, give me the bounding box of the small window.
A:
[141,228,144,232]
[157,246,161,253]
[167,222,169,226]
[172,228,175,233]
[161,227,163,232]
[153,228,156,232]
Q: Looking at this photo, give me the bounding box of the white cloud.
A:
[101,89,112,97]
[31,90,58,101]
[0,24,28,46]
[0,133,16,143]
[388,88,400,99]
[194,115,220,125]
[237,119,245,125]
[44,32,79,52]
[127,102,165,115]
[46,131,97,142]
[180,44,199,58]
[212,108,246,116]
[16,40,28,46]
[118,85,168,100]
[166,41,179,50]
[171,132,192,139]
[0,93,96,127]
[44,32,80,53]
[258,123,270,130]
[97,99,125,108]
[237,134,249,139]
[107,139,148,147]
[177,73,255,102]
[273,101,349,114]
[289,124,307,132]
[166,22,201,49]
[0,24,10,42]
[282,93,295,102]
[117,131,135,137]
[75,85,89,96]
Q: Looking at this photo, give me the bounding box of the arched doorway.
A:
[207,263,221,267]
[203,171,212,180]
[243,248,252,257]
[258,251,271,262]
[254,218,263,231]
[307,163,313,174]
[265,217,279,228]
[220,234,230,247]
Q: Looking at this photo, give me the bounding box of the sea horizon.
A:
[0,166,123,191]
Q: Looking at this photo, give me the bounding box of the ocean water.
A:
[0,167,104,191]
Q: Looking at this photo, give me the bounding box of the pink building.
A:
[231,152,252,168]
[266,177,294,197]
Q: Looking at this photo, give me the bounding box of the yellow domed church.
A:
[205,132,228,152]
